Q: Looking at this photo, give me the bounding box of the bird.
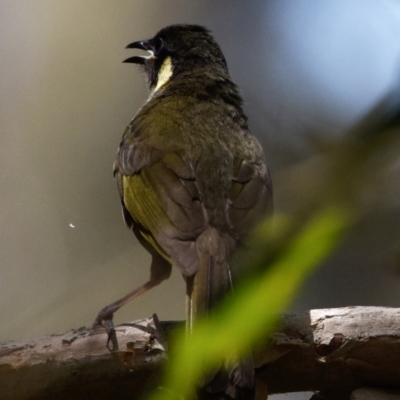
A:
[93,24,273,399]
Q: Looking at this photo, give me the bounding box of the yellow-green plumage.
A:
[123,173,173,263]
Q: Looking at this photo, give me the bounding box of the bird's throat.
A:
[153,56,173,93]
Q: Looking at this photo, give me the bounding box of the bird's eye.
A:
[154,37,164,55]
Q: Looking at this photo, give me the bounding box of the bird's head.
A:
[124,24,229,93]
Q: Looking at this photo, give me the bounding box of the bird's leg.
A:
[93,279,162,350]
[93,280,157,325]
[93,255,172,350]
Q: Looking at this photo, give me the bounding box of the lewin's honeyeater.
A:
[94,24,273,399]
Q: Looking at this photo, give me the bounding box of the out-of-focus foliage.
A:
[151,209,349,400]
[148,86,400,399]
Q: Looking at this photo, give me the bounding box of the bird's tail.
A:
[186,228,255,400]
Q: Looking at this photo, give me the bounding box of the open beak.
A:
[123,40,153,64]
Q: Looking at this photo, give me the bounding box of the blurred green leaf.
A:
[149,207,350,400]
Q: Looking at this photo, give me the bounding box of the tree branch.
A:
[1,306,400,400]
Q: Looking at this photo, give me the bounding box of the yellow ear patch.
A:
[154,56,173,92]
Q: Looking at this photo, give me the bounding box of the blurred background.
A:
[1,1,400,398]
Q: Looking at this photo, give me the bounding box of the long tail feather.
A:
[186,228,254,399]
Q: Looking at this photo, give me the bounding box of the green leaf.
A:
[149,207,350,400]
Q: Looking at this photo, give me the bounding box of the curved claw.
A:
[93,309,119,351]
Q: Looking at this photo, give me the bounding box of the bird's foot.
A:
[93,305,119,351]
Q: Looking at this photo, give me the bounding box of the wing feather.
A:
[118,147,207,275]
[227,159,272,239]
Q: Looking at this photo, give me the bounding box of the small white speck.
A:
[69,223,75,228]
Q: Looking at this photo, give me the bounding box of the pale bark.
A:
[1,306,399,400]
